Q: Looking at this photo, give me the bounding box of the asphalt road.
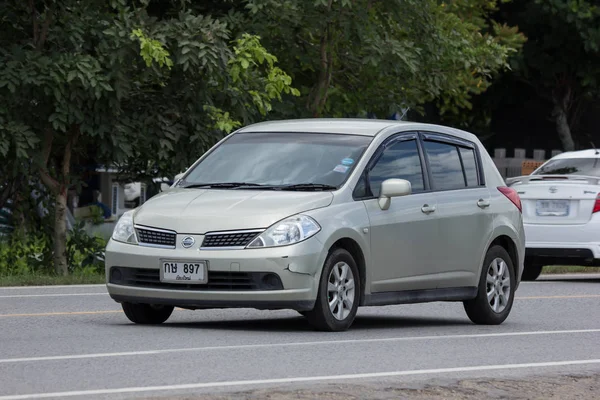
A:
[0,274,599,399]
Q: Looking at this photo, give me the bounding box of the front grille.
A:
[136,227,176,247]
[202,231,261,248]
[109,267,283,291]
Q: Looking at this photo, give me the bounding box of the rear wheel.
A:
[521,263,543,281]
[122,302,174,324]
[305,248,360,332]
[464,245,515,325]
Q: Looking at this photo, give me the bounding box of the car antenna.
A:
[592,142,600,155]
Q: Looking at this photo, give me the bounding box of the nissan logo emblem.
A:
[181,236,195,248]
[549,187,557,193]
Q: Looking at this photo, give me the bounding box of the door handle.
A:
[477,199,491,209]
[421,204,436,214]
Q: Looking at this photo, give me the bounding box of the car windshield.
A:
[181,132,372,189]
[533,158,600,177]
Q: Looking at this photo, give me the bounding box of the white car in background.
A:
[124,178,172,207]
[507,149,600,280]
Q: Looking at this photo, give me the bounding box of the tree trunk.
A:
[53,190,68,276]
[310,0,334,117]
[552,82,575,152]
[39,127,78,275]
[552,101,575,152]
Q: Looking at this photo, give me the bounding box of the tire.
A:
[464,245,515,325]
[304,248,360,332]
[521,263,543,281]
[122,302,174,324]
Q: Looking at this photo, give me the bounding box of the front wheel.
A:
[122,302,174,324]
[463,245,515,325]
[305,248,360,332]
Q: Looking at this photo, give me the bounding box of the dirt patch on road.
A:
[153,373,600,400]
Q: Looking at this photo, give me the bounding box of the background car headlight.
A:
[247,215,320,248]
[111,210,138,244]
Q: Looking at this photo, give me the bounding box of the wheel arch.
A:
[488,234,521,286]
[329,237,367,306]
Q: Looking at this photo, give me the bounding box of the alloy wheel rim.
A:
[327,262,356,321]
[486,257,511,313]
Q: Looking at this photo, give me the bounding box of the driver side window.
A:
[368,139,425,197]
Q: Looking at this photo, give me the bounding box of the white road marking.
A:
[2,358,600,400]
[1,328,599,364]
[0,293,107,299]
[0,284,106,290]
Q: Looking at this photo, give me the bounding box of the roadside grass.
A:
[542,265,598,274]
[0,272,105,287]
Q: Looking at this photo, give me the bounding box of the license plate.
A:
[536,200,570,217]
[160,260,207,284]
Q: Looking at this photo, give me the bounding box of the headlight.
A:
[247,215,320,248]
[111,210,138,244]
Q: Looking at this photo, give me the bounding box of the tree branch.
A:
[29,0,39,45]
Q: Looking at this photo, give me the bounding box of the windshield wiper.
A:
[277,183,338,191]
[180,182,266,189]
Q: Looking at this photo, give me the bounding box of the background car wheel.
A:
[305,248,360,332]
[463,245,515,325]
[122,302,174,324]
[521,263,543,281]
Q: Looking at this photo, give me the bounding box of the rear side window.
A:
[368,139,425,197]
[459,147,479,186]
[423,141,465,190]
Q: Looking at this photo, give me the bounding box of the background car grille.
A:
[109,267,283,291]
[136,227,176,247]
[201,231,261,248]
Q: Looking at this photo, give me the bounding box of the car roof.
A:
[236,118,477,140]
[550,149,600,160]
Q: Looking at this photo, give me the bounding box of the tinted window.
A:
[368,140,424,197]
[183,132,371,188]
[423,141,465,190]
[459,147,479,186]
[533,158,600,177]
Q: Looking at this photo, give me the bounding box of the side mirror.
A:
[378,179,411,210]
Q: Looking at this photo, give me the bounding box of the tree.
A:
[497,0,600,151]
[228,0,525,119]
[0,0,297,274]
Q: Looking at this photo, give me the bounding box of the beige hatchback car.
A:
[106,119,525,331]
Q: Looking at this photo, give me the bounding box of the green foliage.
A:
[239,0,525,118]
[493,0,600,148]
[0,232,50,276]
[86,205,105,225]
[0,0,297,272]
[229,34,300,116]
[66,222,106,274]
[0,225,106,276]
[131,29,174,69]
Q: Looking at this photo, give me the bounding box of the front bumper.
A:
[105,237,326,311]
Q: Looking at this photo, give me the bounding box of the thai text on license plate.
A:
[160,260,207,284]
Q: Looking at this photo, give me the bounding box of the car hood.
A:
[133,188,334,233]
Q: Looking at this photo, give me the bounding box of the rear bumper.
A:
[524,220,600,261]
[525,247,600,266]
